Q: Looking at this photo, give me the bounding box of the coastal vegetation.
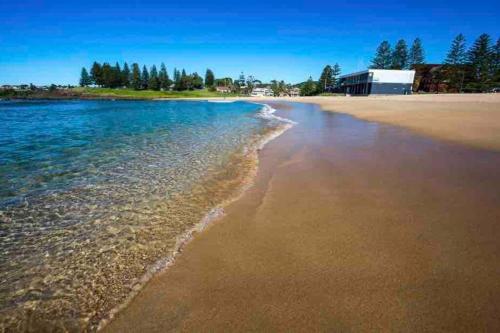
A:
[317,64,341,94]
[0,86,237,100]
[3,34,499,98]
[296,63,342,96]
[370,33,500,92]
[74,87,236,98]
[83,62,208,91]
[371,38,424,70]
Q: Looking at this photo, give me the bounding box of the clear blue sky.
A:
[1,0,498,85]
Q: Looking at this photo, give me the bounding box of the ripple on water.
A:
[0,100,291,331]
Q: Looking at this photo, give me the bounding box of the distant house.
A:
[1,85,24,91]
[339,69,415,95]
[251,87,273,97]
[216,86,232,93]
[288,87,300,97]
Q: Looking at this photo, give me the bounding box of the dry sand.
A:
[289,93,500,151]
[104,101,500,332]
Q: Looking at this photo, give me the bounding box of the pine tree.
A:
[318,65,333,93]
[112,62,122,88]
[191,72,203,89]
[122,62,130,88]
[205,69,215,87]
[101,63,112,88]
[492,38,500,82]
[79,67,91,87]
[300,76,317,96]
[391,39,409,69]
[158,63,168,90]
[409,38,425,67]
[131,63,141,90]
[141,65,149,89]
[468,33,493,85]
[332,63,341,87]
[371,41,392,69]
[173,68,181,90]
[444,34,468,93]
[148,65,160,90]
[90,62,103,86]
[180,69,188,90]
[445,34,467,65]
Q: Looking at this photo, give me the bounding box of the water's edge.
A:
[96,102,295,331]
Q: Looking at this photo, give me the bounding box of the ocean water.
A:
[0,99,290,331]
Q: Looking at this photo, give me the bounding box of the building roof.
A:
[340,69,415,79]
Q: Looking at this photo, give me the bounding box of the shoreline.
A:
[0,100,293,332]
[6,94,500,151]
[3,95,500,330]
[104,101,500,332]
[96,103,295,331]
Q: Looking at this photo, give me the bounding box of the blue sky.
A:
[1,0,499,85]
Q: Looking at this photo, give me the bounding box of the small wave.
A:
[206,100,236,103]
[255,103,297,125]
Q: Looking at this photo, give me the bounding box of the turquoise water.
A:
[0,99,286,331]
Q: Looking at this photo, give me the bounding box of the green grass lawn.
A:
[72,87,240,99]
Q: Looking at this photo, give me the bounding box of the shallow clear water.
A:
[0,99,283,331]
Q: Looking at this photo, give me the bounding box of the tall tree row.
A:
[369,34,498,92]
[371,38,425,69]
[80,62,213,91]
[443,33,498,91]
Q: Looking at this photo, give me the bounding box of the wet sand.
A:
[104,102,500,332]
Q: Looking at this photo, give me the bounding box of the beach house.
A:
[339,69,415,95]
[288,87,300,97]
[216,86,232,93]
[251,87,273,97]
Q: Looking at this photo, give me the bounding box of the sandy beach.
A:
[290,94,500,151]
[104,98,500,332]
[184,93,500,151]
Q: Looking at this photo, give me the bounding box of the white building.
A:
[288,87,300,97]
[216,86,232,93]
[251,87,274,97]
[339,69,416,95]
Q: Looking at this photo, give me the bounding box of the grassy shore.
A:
[73,87,239,99]
[0,87,239,100]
